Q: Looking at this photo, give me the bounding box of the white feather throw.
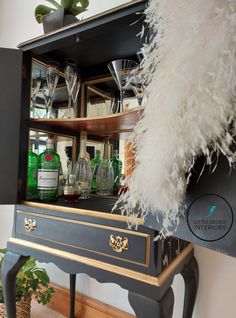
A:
[117,0,236,233]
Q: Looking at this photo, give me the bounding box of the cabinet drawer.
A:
[15,210,150,268]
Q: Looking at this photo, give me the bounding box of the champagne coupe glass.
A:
[45,61,59,118]
[31,70,41,118]
[107,59,138,113]
[64,58,80,118]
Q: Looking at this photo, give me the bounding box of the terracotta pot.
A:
[43,8,78,34]
[0,298,31,318]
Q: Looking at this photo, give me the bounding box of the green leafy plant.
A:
[0,249,54,305]
[35,0,89,23]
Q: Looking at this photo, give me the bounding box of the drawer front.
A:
[15,210,150,268]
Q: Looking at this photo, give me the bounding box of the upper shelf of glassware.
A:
[30,107,144,137]
[18,0,147,77]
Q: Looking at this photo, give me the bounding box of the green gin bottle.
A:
[91,150,102,191]
[26,142,38,199]
[111,149,122,195]
[37,138,60,202]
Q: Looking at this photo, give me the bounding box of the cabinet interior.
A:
[18,0,147,210]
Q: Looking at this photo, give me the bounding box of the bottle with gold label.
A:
[37,138,60,202]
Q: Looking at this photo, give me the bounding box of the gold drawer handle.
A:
[109,234,129,253]
[24,218,37,232]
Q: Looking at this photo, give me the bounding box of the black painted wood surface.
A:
[14,204,159,275]
[128,288,174,318]
[145,156,236,258]
[0,48,30,204]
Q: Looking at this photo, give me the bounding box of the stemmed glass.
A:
[64,58,81,118]
[107,59,138,113]
[129,67,145,106]
[31,70,41,118]
[43,61,59,119]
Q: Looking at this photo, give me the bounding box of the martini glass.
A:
[129,67,145,106]
[107,59,138,113]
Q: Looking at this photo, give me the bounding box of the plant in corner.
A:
[0,249,54,318]
[35,0,89,33]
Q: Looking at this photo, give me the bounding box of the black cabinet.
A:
[0,2,199,317]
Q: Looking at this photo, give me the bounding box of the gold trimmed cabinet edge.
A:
[9,237,193,287]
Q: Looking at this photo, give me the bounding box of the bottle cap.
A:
[113,149,119,157]
[46,138,54,149]
[28,140,33,149]
[69,174,76,184]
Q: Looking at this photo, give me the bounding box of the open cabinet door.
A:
[0,48,30,204]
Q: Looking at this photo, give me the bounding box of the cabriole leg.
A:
[128,288,174,318]
[1,252,29,318]
[180,256,199,318]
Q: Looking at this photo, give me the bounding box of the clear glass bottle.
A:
[26,142,38,200]
[111,149,123,195]
[73,131,92,199]
[63,174,81,203]
[37,138,61,202]
[58,162,66,196]
[96,140,114,196]
[91,150,102,191]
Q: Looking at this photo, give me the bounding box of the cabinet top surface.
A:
[18,0,147,56]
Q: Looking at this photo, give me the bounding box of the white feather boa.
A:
[117,0,236,233]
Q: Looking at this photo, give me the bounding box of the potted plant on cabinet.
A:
[35,0,89,34]
[0,249,54,318]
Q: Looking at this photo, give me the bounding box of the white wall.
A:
[1,1,236,317]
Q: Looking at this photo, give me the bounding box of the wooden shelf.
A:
[30,107,143,137]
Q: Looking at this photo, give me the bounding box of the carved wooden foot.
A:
[69,274,76,318]
[1,252,29,318]
[128,288,174,318]
[180,256,199,318]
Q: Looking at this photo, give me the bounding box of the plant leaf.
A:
[61,0,74,9]
[76,0,89,9]
[0,248,7,255]
[68,6,87,16]
[32,268,50,285]
[20,257,36,273]
[45,0,62,9]
[35,5,55,23]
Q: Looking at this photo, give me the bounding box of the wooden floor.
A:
[32,302,66,318]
